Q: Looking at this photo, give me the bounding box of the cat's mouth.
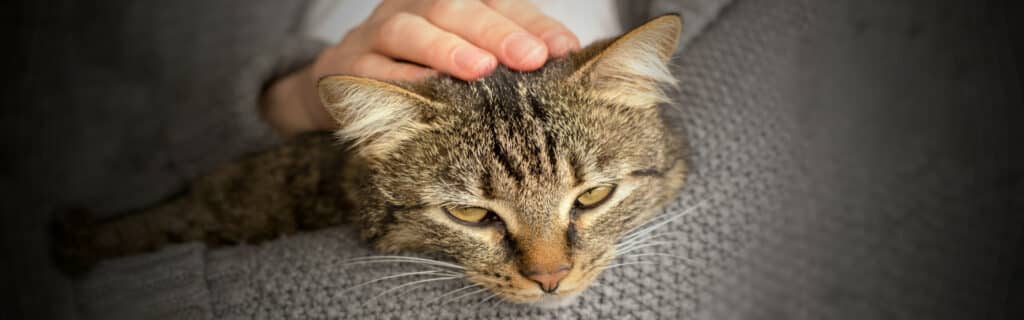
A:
[471,278,589,307]
[465,256,611,307]
[530,290,585,309]
[494,277,593,307]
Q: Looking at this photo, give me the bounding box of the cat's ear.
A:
[317,76,437,159]
[571,14,682,107]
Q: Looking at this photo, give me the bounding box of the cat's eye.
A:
[575,186,615,209]
[445,207,491,224]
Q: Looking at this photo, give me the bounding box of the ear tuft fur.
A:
[572,14,682,107]
[317,76,436,159]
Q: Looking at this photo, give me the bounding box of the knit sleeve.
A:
[162,35,328,180]
[76,244,213,320]
[225,35,327,150]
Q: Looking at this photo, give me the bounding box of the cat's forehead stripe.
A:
[489,124,525,183]
[465,71,570,204]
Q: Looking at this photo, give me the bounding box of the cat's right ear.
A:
[317,76,438,159]
[570,14,682,108]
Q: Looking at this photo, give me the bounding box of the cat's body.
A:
[57,15,687,306]
[55,133,355,270]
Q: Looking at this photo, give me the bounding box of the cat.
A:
[55,14,687,306]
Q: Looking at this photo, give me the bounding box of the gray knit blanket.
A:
[10,0,1014,319]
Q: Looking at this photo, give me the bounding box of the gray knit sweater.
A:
[24,0,1017,319]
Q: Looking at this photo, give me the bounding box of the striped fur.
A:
[321,15,687,305]
[57,15,687,306]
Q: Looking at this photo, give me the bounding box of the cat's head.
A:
[319,15,686,306]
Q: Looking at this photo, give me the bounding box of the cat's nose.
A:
[522,264,571,293]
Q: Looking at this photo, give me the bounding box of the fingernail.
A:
[453,46,496,76]
[503,32,547,68]
[544,33,576,57]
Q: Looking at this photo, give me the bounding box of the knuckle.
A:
[424,0,465,20]
[476,21,510,45]
[480,19,509,35]
[348,55,376,76]
[528,17,568,38]
[316,47,351,75]
[481,0,514,11]
[390,66,417,80]
[523,13,556,30]
[425,37,466,70]
[428,39,458,65]
[376,12,417,43]
[386,67,404,79]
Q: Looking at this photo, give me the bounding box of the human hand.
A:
[263,0,580,136]
[312,0,581,81]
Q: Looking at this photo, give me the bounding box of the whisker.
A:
[341,260,463,272]
[424,283,482,305]
[615,232,677,254]
[619,252,691,262]
[619,201,706,243]
[616,241,674,256]
[472,293,499,308]
[634,231,690,238]
[620,231,690,247]
[600,261,659,271]
[639,202,703,233]
[444,287,491,304]
[618,228,692,241]
[342,255,465,270]
[616,232,661,249]
[617,237,673,250]
[344,255,462,267]
[364,276,462,304]
[619,212,672,240]
[342,270,456,293]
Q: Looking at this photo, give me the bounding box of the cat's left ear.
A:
[318,76,437,159]
[571,14,682,107]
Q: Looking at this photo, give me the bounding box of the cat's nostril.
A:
[523,265,570,293]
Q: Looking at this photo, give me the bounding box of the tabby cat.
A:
[56,15,687,306]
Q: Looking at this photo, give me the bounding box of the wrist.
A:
[261,66,336,136]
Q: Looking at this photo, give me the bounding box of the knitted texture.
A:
[61,0,1021,319]
[724,1,1020,319]
[77,244,211,320]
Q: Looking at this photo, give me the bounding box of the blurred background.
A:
[1,0,1021,319]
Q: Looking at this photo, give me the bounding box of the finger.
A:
[483,0,580,57]
[372,12,497,80]
[348,53,438,81]
[419,0,548,70]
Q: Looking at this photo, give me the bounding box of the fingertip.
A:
[452,45,498,80]
[543,32,580,57]
[501,32,547,71]
[520,45,548,70]
[462,61,497,80]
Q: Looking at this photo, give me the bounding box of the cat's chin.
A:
[528,291,582,309]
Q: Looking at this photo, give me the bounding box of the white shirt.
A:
[302,0,623,47]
